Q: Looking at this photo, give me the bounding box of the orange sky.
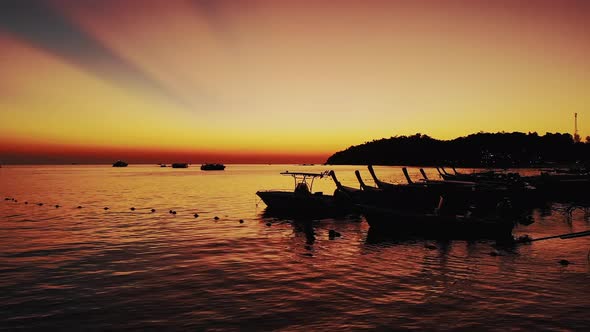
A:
[0,0,589,164]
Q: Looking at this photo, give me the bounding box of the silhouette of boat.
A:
[256,171,351,216]
[358,201,515,239]
[328,166,519,238]
[112,160,128,167]
[160,164,167,167]
[436,167,518,185]
[201,163,225,171]
[525,171,590,202]
[334,167,474,214]
[171,163,189,168]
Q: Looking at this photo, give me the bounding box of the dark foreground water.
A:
[0,165,589,331]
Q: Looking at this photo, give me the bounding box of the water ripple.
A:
[0,165,589,330]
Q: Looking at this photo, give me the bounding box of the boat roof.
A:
[280,171,330,178]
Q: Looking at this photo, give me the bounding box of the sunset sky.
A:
[1,0,589,164]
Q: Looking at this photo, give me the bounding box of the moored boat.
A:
[112,160,128,167]
[256,171,352,216]
[358,202,516,240]
[524,172,590,202]
[201,163,225,171]
[172,163,189,168]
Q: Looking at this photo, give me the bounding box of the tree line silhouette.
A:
[325,132,590,167]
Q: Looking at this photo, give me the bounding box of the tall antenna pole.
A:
[574,113,580,143]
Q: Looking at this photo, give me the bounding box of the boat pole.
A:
[419,168,429,180]
[401,167,414,184]
[526,230,590,242]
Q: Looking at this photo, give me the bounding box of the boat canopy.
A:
[280,171,330,192]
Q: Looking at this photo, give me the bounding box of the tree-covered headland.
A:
[326,132,590,167]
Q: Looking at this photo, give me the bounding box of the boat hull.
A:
[171,163,189,168]
[256,191,351,216]
[112,160,128,167]
[526,174,590,202]
[359,204,515,240]
[201,164,225,171]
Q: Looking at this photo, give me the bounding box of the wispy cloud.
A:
[0,0,200,110]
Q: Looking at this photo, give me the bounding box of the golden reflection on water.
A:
[0,165,589,330]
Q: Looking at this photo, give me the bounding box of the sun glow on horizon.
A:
[1,0,589,163]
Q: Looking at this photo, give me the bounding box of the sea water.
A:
[0,165,589,330]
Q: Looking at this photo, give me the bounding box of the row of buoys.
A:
[5,196,581,261]
[2,197,229,222]
[3,196,381,244]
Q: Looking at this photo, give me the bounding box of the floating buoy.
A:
[239,219,244,223]
[55,205,60,208]
[169,210,173,214]
[14,199,18,203]
[328,229,341,238]
[214,216,219,220]
[558,259,571,266]
[37,203,43,206]
[77,206,83,209]
[130,207,135,211]
[151,209,156,213]
[172,211,177,215]
[104,207,109,210]
[266,222,272,227]
[24,201,28,204]
[194,213,199,218]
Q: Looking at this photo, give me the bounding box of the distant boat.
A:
[201,163,225,171]
[160,164,167,167]
[171,163,189,168]
[112,160,128,167]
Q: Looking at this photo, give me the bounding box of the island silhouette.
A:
[326,132,590,168]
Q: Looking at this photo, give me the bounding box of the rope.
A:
[1,196,206,219]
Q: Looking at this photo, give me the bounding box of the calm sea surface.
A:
[0,165,589,331]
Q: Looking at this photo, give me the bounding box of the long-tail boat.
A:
[358,200,516,240]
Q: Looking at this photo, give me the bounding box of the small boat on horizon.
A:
[171,163,189,168]
[112,160,128,167]
[201,163,225,171]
